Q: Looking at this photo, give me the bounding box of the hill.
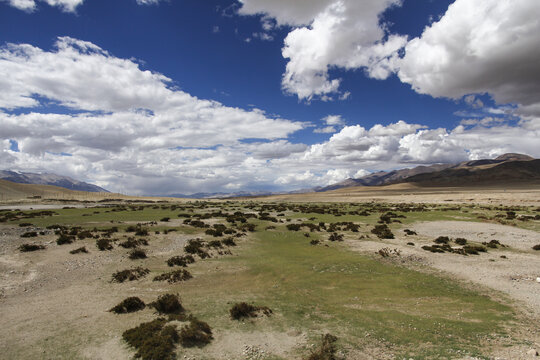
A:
[315,153,537,191]
[0,170,109,193]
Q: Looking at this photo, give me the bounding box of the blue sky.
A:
[1,0,539,195]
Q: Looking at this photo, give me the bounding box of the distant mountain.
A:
[0,170,109,193]
[164,190,281,199]
[401,159,540,186]
[314,153,538,191]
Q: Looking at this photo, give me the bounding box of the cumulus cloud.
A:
[1,0,83,12]
[397,0,540,115]
[239,0,407,101]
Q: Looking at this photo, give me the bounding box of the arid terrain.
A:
[1,185,539,359]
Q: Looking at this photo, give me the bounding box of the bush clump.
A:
[463,244,487,255]
[455,238,468,245]
[112,267,150,283]
[122,318,178,360]
[119,237,148,248]
[222,237,236,246]
[110,297,146,314]
[179,318,213,347]
[57,234,75,245]
[129,249,148,259]
[371,224,394,239]
[153,269,192,283]
[18,243,46,252]
[96,238,113,251]
[434,236,450,244]
[167,255,195,267]
[328,233,343,242]
[229,302,272,320]
[306,333,338,360]
[403,229,417,236]
[21,231,38,238]
[70,246,88,254]
[533,244,540,251]
[151,294,184,314]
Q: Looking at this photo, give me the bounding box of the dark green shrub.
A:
[21,231,38,238]
[122,318,178,360]
[167,255,195,267]
[286,224,302,231]
[310,239,320,245]
[129,249,147,259]
[463,245,486,255]
[306,333,338,360]
[455,238,468,245]
[96,238,113,251]
[328,233,343,242]
[153,269,192,283]
[371,225,394,239]
[160,217,170,222]
[135,228,149,236]
[112,267,150,283]
[406,242,415,246]
[18,243,46,252]
[119,237,148,248]
[434,236,450,244]
[70,246,88,254]
[229,302,272,320]
[179,318,213,347]
[207,240,222,248]
[18,223,34,227]
[110,297,146,314]
[404,229,417,236]
[222,237,236,246]
[151,294,184,314]
[532,244,540,250]
[57,234,75,245]
[77,230,93,240]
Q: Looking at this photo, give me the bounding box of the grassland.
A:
[0,200,539,359]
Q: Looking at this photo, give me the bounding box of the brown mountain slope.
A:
[400,159,540,186]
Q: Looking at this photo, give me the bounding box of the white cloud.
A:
[2,38,539,195]
[136,0,161,5]
[313,126,336,134]
[239,0,407,101]
[1,0,83,12]
[397,0,540,115]
[322,114,344,126]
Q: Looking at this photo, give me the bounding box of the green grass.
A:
[177,224,514,359]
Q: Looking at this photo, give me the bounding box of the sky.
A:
[0,0,539,195]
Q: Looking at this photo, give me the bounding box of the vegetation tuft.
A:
[70,246,88,254]
[151,294,184,314]
[110,297,146,314]
[112,267,150,283]
[229,302,272,320]
[18,243,46,252]
[122,318,178,360]
[153,269,192,283]
[129,249,147,259]
[305,333,338,360]
[178,318,213,347]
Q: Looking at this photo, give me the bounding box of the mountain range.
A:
[0,170,109,193]
[314,153,538,192]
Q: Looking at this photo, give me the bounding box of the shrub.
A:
[167,255,195,267]
[406,242,415,246]
[184,238,204,254]
[119,237,148,248]
[434,236,450,244]
[151,294,184,314]
[18,222,34,227]
[306,333,338,360]
[371,224,394,239]
[135,228,149,236]
[110,297,146,314]
[328,232,343,242]
[222,237,236,246]
[455,238,468,245]
[122,318,178,360]
[403,229,417,236]
[96,238,113,251]
[57,234,75,245]
[463,245,487,255]
[70,246,88,254]
[153,269,192,283]
[286,223,302,231]
[207,240,223,248]
[129,249,147,259]
[18,243,46,252]
[229,302,272,320]
[160,217,170,222]
[21,231,38,238]
[533,244,540,251]
[310,239,320,245]
[111,267,150,283]
[179,318,213,347]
